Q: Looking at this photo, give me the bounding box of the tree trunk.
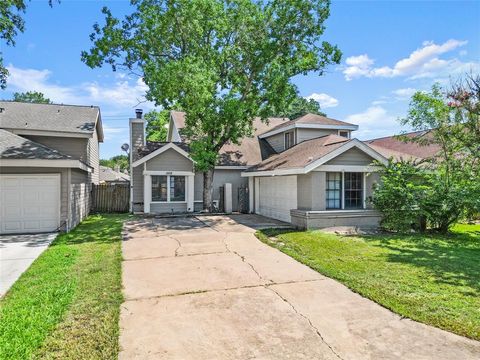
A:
[203,168,215,212]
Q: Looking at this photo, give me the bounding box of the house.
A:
[99,165,130,184]
[0,101,103,234]
[129,109,419,229]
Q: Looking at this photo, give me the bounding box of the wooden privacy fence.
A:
[91,183,130,213]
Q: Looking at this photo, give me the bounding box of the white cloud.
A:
[342,39,474,81]
[305,92,339,108]
[343,54,375,80]
[392,87,417,100]
[344,106,401,139]
[102,124,127,141]
[6,64,152,110]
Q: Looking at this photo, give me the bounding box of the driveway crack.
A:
[265,285,344,360]
[221,233,271,283]
[168,235,182,257]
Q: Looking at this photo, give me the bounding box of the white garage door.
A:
[257,176,297,223]
[0,174,60,234]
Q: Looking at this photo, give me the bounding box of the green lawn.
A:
[0,214,129,360]
[257,223,480,340]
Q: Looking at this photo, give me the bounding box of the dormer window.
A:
[284,131,295,150]
[339,130,350,138]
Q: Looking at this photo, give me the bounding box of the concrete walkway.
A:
[120,215,479,359]
[0,233,57,297]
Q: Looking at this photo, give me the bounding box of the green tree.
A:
[145,109,169,142]
[373,77,480,233]
[100,155,129,171]
[0,1,56,89]
[13,91,52,104]
[282,96,326,119]
[81,0,341,211]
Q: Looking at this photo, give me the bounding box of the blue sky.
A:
[2,0,479,159]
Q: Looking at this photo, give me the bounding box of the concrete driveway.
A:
[120,215,479,359]
[0,233,56,297]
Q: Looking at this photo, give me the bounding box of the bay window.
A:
[152,175,186,202]
[325,172,364,210]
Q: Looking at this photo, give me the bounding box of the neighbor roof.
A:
[0,101,103,141]
[168,111,290,166]
[366,130,440,159]
[0,129,72,160]
[99,165,130,182]
[258,113,358,138]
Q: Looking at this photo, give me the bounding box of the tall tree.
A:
[145,109,169,142]
[282,95,326,119]
[13,91,51,104]
[0,1,56,89]
[398,78,480,232]
[100,155,129,171]
[82,0,341,210]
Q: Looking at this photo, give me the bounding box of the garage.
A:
[0,174,61,234]
[257,175,297,222]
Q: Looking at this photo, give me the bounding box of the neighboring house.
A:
[129,109,430,229]
[99,165,130,184]
[0,101,103,234]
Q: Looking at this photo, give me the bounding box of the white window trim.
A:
[326,171,366,211]
[144,172,195,213]
[338,130,350,139]
[150,175,187,203]
[284,130,295,150]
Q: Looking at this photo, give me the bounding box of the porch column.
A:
[248,177,254,213]
[187,174,194,212]
[363,172,367,209]
[144,174,151,213]
[254,177,260,213]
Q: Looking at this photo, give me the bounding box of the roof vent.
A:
[135,109,143,119]
[0,107,4,113]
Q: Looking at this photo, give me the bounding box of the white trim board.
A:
[132,142,194,167]
[0,159,93,172]
[259,123,358,139]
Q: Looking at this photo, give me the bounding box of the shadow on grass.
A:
[261,226,480,296]
[362,230,480,296]
[51,214,130,246]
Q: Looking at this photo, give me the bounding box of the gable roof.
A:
[99,166,130,182]
[0,129,72,160]
[258,113,358,138]
[0,101,103,141]
[365,130,440,159]
[132,142,193,167]
[243,135,388,176]
[164,111,290,166]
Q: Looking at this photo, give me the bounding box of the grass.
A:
[0,214,129,360]
[256,223,480,340]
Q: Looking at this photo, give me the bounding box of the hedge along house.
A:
[129,109,416,229]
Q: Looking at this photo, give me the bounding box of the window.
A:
[326,172,342,209]
[152,175,167,201]
[339,130,350,138]
[325,172,364,210]
[344,172,363,209]
[152,175,185,202]
[284,131,295,150]
[170,176,186,202]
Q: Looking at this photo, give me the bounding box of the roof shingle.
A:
[0,101,100,136]
[0,129,72,160]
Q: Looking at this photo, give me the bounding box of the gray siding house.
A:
[0,101,103,234]
[130,110,418,229]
